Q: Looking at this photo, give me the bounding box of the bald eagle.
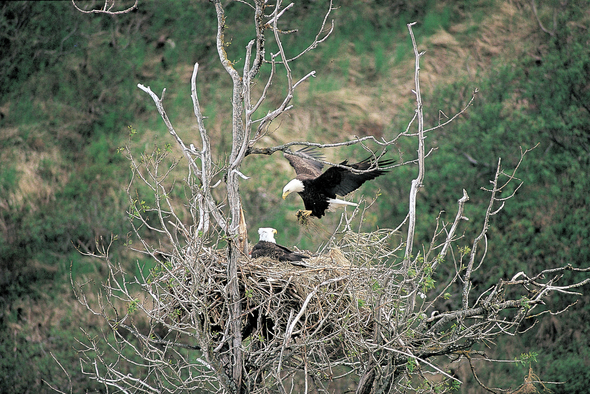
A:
[282,147,394,218]
[250,228,308,263]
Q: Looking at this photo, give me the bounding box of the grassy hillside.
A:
[1,0,589,392]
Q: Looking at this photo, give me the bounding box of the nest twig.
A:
[150,237,400,360]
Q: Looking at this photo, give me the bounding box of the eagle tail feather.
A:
[327,198,358,211]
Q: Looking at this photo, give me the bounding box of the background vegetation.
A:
[0,0,588,392]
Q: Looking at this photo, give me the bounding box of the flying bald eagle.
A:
[282,147,394,218]
[250,227,308,263]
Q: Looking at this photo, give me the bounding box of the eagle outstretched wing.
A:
[284,147,324,179]
[315,157,395,197]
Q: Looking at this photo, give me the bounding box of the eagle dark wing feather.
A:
[316,157,395,196]
[272,243,305,261]
[284,147,324,179]
[251,241,308,262]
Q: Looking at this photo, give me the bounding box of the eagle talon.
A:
[296,209,313,225]
[297,210,313,217]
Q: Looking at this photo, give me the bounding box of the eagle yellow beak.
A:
[273,229,277,235]
[282,191,289,199]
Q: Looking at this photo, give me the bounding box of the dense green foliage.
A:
[0,0,589,392]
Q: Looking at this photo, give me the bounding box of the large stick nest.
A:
[241,248,375,337]
[150,231,401,354]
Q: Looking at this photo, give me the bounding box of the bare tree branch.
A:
[71,0,138,15]
[531,0,556,36]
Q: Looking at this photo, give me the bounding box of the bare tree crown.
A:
[68,2,590,394]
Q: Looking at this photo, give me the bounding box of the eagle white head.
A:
[282,179,305,199]
[258,227,277,243]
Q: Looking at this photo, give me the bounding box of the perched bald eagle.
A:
[250,228,308,263]
[282,147,394,218]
